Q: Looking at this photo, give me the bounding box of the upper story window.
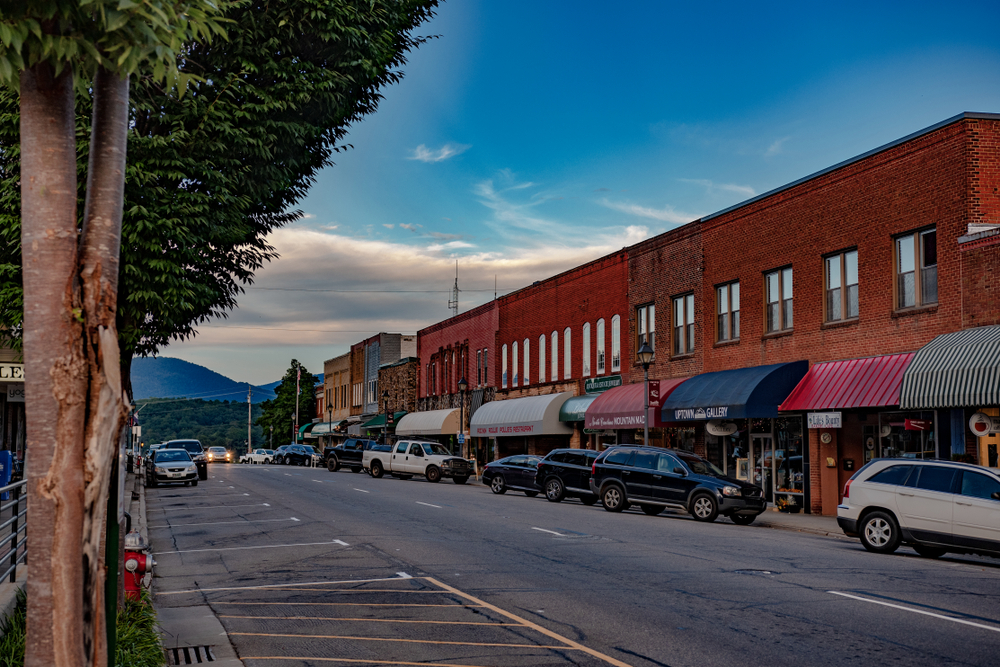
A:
[582,323,591,377]
[611,315,621,372]
[482,349,488,386]
[672,294,694,356]
[596,319,606,375]
[716,282,740,342]
[523,338,530,385]
[896,228,937,309]
[551,331,559,380]
[512,341,519,387]
[825,249,858,322]
[563,327,572,379]
[501,344,508,388]
[538,334,546,383]
[636,304,655,355]
[477,350,482,386]
[765,267,793,333]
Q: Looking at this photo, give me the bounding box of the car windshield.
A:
[678,453,725,477]
[419,443,451,456]
[305,446,319,454]
[156,451,191,462]
[171,441,203,453]
[209,447,226,453]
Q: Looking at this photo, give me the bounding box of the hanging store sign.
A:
[904,419,933,431]
[0,363,24,382]
[705,420,738,437]
[6,384,25,403]
[585,375,623,394]
[807,412,842,429]
[969,412,1000,436]
[647,380,662,408]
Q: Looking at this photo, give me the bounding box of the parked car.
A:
[482,455,542,496]
[324,438,375,473]
[536,449,600,505]
[283,444,322,467]
[207,446,232,463]
[363,440,471,483]
[163,439,208,480]
[145,448,198,487]
[589,446,767,523]
[273,445,294,464]
[837,459,1000,558]
[240,449,274,464]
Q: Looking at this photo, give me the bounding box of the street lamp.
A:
[636,340,655,447]
[457,377,468,458]
[270,424,273,448]
[382,390,390,445]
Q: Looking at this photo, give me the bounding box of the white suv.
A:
[838,459,1000,559]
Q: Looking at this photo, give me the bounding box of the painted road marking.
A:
[828,591,1000,634]
[154,539,348,556]
[314,480,323,483]
[158,503,271,512]
[220,615,523,626]
[532,527,568,537]
[229,632,574,650]
[354,489,369,493]
[159,574,413,596]
[416,502,442,509]
[149,518,299,528]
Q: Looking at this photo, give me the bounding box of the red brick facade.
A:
[418,301,499,400]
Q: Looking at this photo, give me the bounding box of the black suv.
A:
[535,449,600,505]
[589,446,766,524]
[324,438,375,473]
[163,439,208,480]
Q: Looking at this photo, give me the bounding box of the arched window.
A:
[582,322,591,377]
[611,315,621,372]
[596,318,606,375]
[563,327,572,379]
[539,334,546,383]
[523,338,530,385]
[512,341,519,387]
[551,331,559,381]
[501,345,508,388]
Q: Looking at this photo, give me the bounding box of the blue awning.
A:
[661,361,808,421]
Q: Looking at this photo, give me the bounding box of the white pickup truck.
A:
[363,440,471,484]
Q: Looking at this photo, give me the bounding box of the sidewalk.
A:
[750,507,848,539]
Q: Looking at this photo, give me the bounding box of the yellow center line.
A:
[240,658,495,666]
[213,602,482,608]
[220,615,524,626]
[423,577,633,667]
[230,632,576,650]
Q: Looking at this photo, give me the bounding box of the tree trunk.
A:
[21,62,88,667]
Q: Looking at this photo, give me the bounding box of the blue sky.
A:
[168,0,1000,384]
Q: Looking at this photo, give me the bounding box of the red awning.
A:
[585,378,689,429]
[778,353,915,411]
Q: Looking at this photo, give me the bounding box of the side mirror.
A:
[673,467,687,476]
[992,492,1000,501]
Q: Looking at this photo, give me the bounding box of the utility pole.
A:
[247,384,252,456]
[294,365,301,443]
[448,261,459,316]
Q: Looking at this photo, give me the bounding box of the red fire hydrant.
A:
[123,530,154,601]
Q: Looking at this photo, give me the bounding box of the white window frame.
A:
[596,318,606,375]
[765,267,793,333]
[523,338,530,386]
[672,293,694,356]
[563,327,572,379]
[539,334,546,383]
[611,315,621,372]
[501,344,508,388]
[825,250,859,322]
[512,341,519,387]
[551,331,559,381]
[582,322,591,377]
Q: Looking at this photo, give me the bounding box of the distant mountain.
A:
[131,357,281,403]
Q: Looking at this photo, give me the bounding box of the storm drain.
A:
[165,645,216,664]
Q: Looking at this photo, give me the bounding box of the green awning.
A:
[361,411,408,429]
[559,394,600,422]
[297,422,318,442]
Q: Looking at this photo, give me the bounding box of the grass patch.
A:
[0,589,164,667]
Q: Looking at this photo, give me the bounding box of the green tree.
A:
[257,360,319,445]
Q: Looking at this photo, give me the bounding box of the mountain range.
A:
[131,357,284,403]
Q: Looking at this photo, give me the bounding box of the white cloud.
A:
[383,224,395,229]
[300,213,316,219]
[679,178,756,198]
[400,223,421,232]
[409,143,471,163]
[599,199,701,225]
[428,240,475,251]
[765,137,790,157]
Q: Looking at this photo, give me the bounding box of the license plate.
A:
[169,472,184,478]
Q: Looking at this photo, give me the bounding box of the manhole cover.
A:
[734,569,778,576]
[166,645,216,664]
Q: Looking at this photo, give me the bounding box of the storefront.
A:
[661,361,808,509]
[900,324,1000,470]
[0,359,25,470]
[558,394,600,449]
[470,392,573,459]
[584,379,693,451]
[361,411,408,443]
[395,408,461,452]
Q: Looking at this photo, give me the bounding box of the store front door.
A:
[750,434,774,503]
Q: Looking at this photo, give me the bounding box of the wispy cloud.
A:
[409,143,471,163]
[428,240,475,251]
[599,199,701,225]
[300,213,317,220]
[383,224,395,229]
[428,231,463,241]
[400,223,421,232]
[765,137,789,157]
[679,178,756,198]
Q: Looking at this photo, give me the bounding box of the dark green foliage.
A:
[138,398,264,455]
[256,359,319,445]
[0,589,26,667]
[0,0,438,372]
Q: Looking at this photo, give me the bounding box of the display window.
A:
[866,411,938,460]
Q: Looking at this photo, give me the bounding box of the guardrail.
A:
[0,480,27,583]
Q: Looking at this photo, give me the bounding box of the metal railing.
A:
[0,480,27,583]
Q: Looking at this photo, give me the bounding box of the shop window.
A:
[551,331,559,381]
[501,345,508,388]
[582,322,591,377]
[636,304,655,355]
[611,315,621,372]
[596,319,606,375]
[825,249,858,322]
[765,267,793,333]
[672,294,694,355]
[716,282,740,342]
[895,228,937,309]
[523,338,530,386]
[512,341,519,387]
[563,327,572,379]
[539,334,546,383]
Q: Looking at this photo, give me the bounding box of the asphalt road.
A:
[147,463,1000,667]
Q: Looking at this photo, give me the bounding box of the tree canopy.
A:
[256,359,320,445]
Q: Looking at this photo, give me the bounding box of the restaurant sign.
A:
[0,363,24,382]
[6,385,24,403]
[807,412,842,429]
[969,412,1000,436]
[585,375,622,394]
[474,424,536,436]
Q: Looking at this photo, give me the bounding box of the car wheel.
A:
[913,545,947,559]
[298,458,306,467]
[426,466,441,483]
[351,467,363,474]
[191,479,198,487]
[524,491,538,497]
[327,457,340,472]
[641,504,665,516]
[371,460,384,479]
[544,478,565,503]
[580,495,598,506]
[601,485,626,512]
[490,475,507,494]
[198,467,207,481]
[859,510,901,554]
[149,476,159,488]
[453,476,468,485]
[730,514,756,525]
[690,493,719,522]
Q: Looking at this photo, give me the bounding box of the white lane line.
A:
[154,539,349,556]
[162,493,247,499]
[313,480,323,483]
[284,473,292,477]
[828,591,1000,634]
[149,518,298,528]
[158,572,411,595]
[354,489,369,493]
[416,502,442,509]
[532,527,568,537]
[158,503,270,512]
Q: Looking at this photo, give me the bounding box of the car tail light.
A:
[592,461,597,476]
[843,478,852,500]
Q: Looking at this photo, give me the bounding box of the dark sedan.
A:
[482,455,542,496]
[284,444,322,466]
[145,449,198,488]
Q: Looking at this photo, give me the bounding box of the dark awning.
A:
[585,379,689,429]
[361,411,408,429]
[661,361,808,421]
[559,394,600,422]
[900,325,1000,409]
[779,353,914,411]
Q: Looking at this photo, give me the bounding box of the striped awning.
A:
[899,325,1000,409]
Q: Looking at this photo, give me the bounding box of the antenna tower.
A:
[447,261,460,317]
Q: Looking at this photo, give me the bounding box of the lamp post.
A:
[270,425,273,449]
[382,390,390,445]
[457,377,468,458]
[636,340,655,447]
